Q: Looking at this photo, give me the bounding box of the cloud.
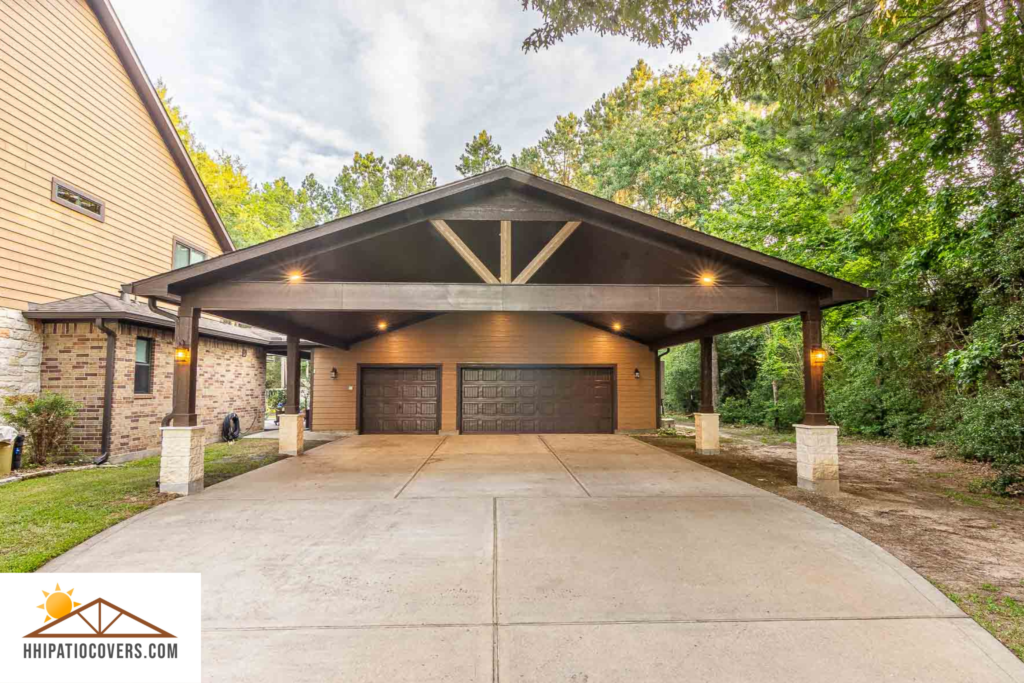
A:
[112,0,734,185]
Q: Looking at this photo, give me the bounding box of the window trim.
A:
[51,177,105,222]
[171,238,208,269]
[134,336,154,396]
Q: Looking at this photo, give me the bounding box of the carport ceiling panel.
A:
[528,223,772,286]
[245,222,484,284]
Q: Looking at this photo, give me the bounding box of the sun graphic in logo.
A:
[37,584,81,623]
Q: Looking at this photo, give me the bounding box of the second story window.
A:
[51,178,104,221]
[134,337,154,394]
[173,240,206,269]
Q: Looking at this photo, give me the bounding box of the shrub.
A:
[1,393,80,465]
[946,382,1024,495]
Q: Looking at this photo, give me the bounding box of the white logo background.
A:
[0,573,200,683]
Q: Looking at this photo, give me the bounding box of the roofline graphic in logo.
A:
[25,598,175,639]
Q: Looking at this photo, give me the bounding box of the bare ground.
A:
[638,426,1024,659]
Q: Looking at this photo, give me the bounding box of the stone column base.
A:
[795,424,840,494]
[160,426,205,495]
[279,412,305,456]
[694,413,720,455]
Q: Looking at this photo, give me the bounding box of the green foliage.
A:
[519,0,716,53]
[456,130,507,177]
[1,394,80,465]
[947,383,1024,494]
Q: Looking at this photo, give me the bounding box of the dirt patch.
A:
[639,429,1024,658]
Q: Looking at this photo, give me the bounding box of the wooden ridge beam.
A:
[513,221,581,284]
[429,219,499,284]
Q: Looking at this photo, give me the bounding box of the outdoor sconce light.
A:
[634,368,641,380]
[330,367,338,380]
[810,347,828,365]
[174,347,191,364]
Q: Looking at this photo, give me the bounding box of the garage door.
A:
[460,366,614,434]
[360,366,440,434]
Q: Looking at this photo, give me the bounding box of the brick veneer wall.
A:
[40,321,266,458]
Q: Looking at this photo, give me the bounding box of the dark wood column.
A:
[801,307,828,426]
[171,303,201,427]
[284,335,301,414]
[699,336,714,413]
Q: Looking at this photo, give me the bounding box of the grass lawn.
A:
[0,439,327,573]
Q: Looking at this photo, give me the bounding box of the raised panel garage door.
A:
[360,366,440,434]
[460,366,614,434]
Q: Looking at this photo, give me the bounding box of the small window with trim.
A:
[173,240,207,269]
[51,178,105,221]
[134,337,154,394]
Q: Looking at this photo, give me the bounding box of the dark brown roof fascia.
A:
[88,0,235,254]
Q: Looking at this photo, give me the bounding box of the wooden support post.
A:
[284,335,301,414]
[170,303,201,427]
[500,220,512,283]
[801,307,827,426]
[699,336,714,414]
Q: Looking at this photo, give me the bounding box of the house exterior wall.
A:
[0,0,225,311]
[39,321,266,458]
[312,312,657,433]
[0,0,230,405]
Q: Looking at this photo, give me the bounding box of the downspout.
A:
[95,318,117,462]
[148,297,179,427]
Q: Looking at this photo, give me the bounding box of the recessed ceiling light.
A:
[699,273,716,286]
[287,271,303,283]
[612,322,622,332]
[377,321,388,331]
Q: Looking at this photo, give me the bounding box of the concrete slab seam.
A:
[537,435,592,497]
[199,614,974,634]
[394,436,448,499]
[492,496,500,683]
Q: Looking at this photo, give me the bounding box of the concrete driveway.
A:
[45,434,1024,682]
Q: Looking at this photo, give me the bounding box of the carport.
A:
[124,167,871,495]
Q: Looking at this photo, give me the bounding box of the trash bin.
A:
[12,435,24,471]
[0,425,16,477]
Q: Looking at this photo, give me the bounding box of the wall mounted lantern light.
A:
[810,347,828,365]
[634,368,641,380]
[330,367,338,380]
[174,347,191,364]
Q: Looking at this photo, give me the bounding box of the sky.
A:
[112,1,734,186]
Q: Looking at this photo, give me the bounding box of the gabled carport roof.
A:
[124,167,872,350]
[124,167,870,305]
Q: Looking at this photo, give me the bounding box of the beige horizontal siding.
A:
[0,0,224,311]
[312,313,657,433]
